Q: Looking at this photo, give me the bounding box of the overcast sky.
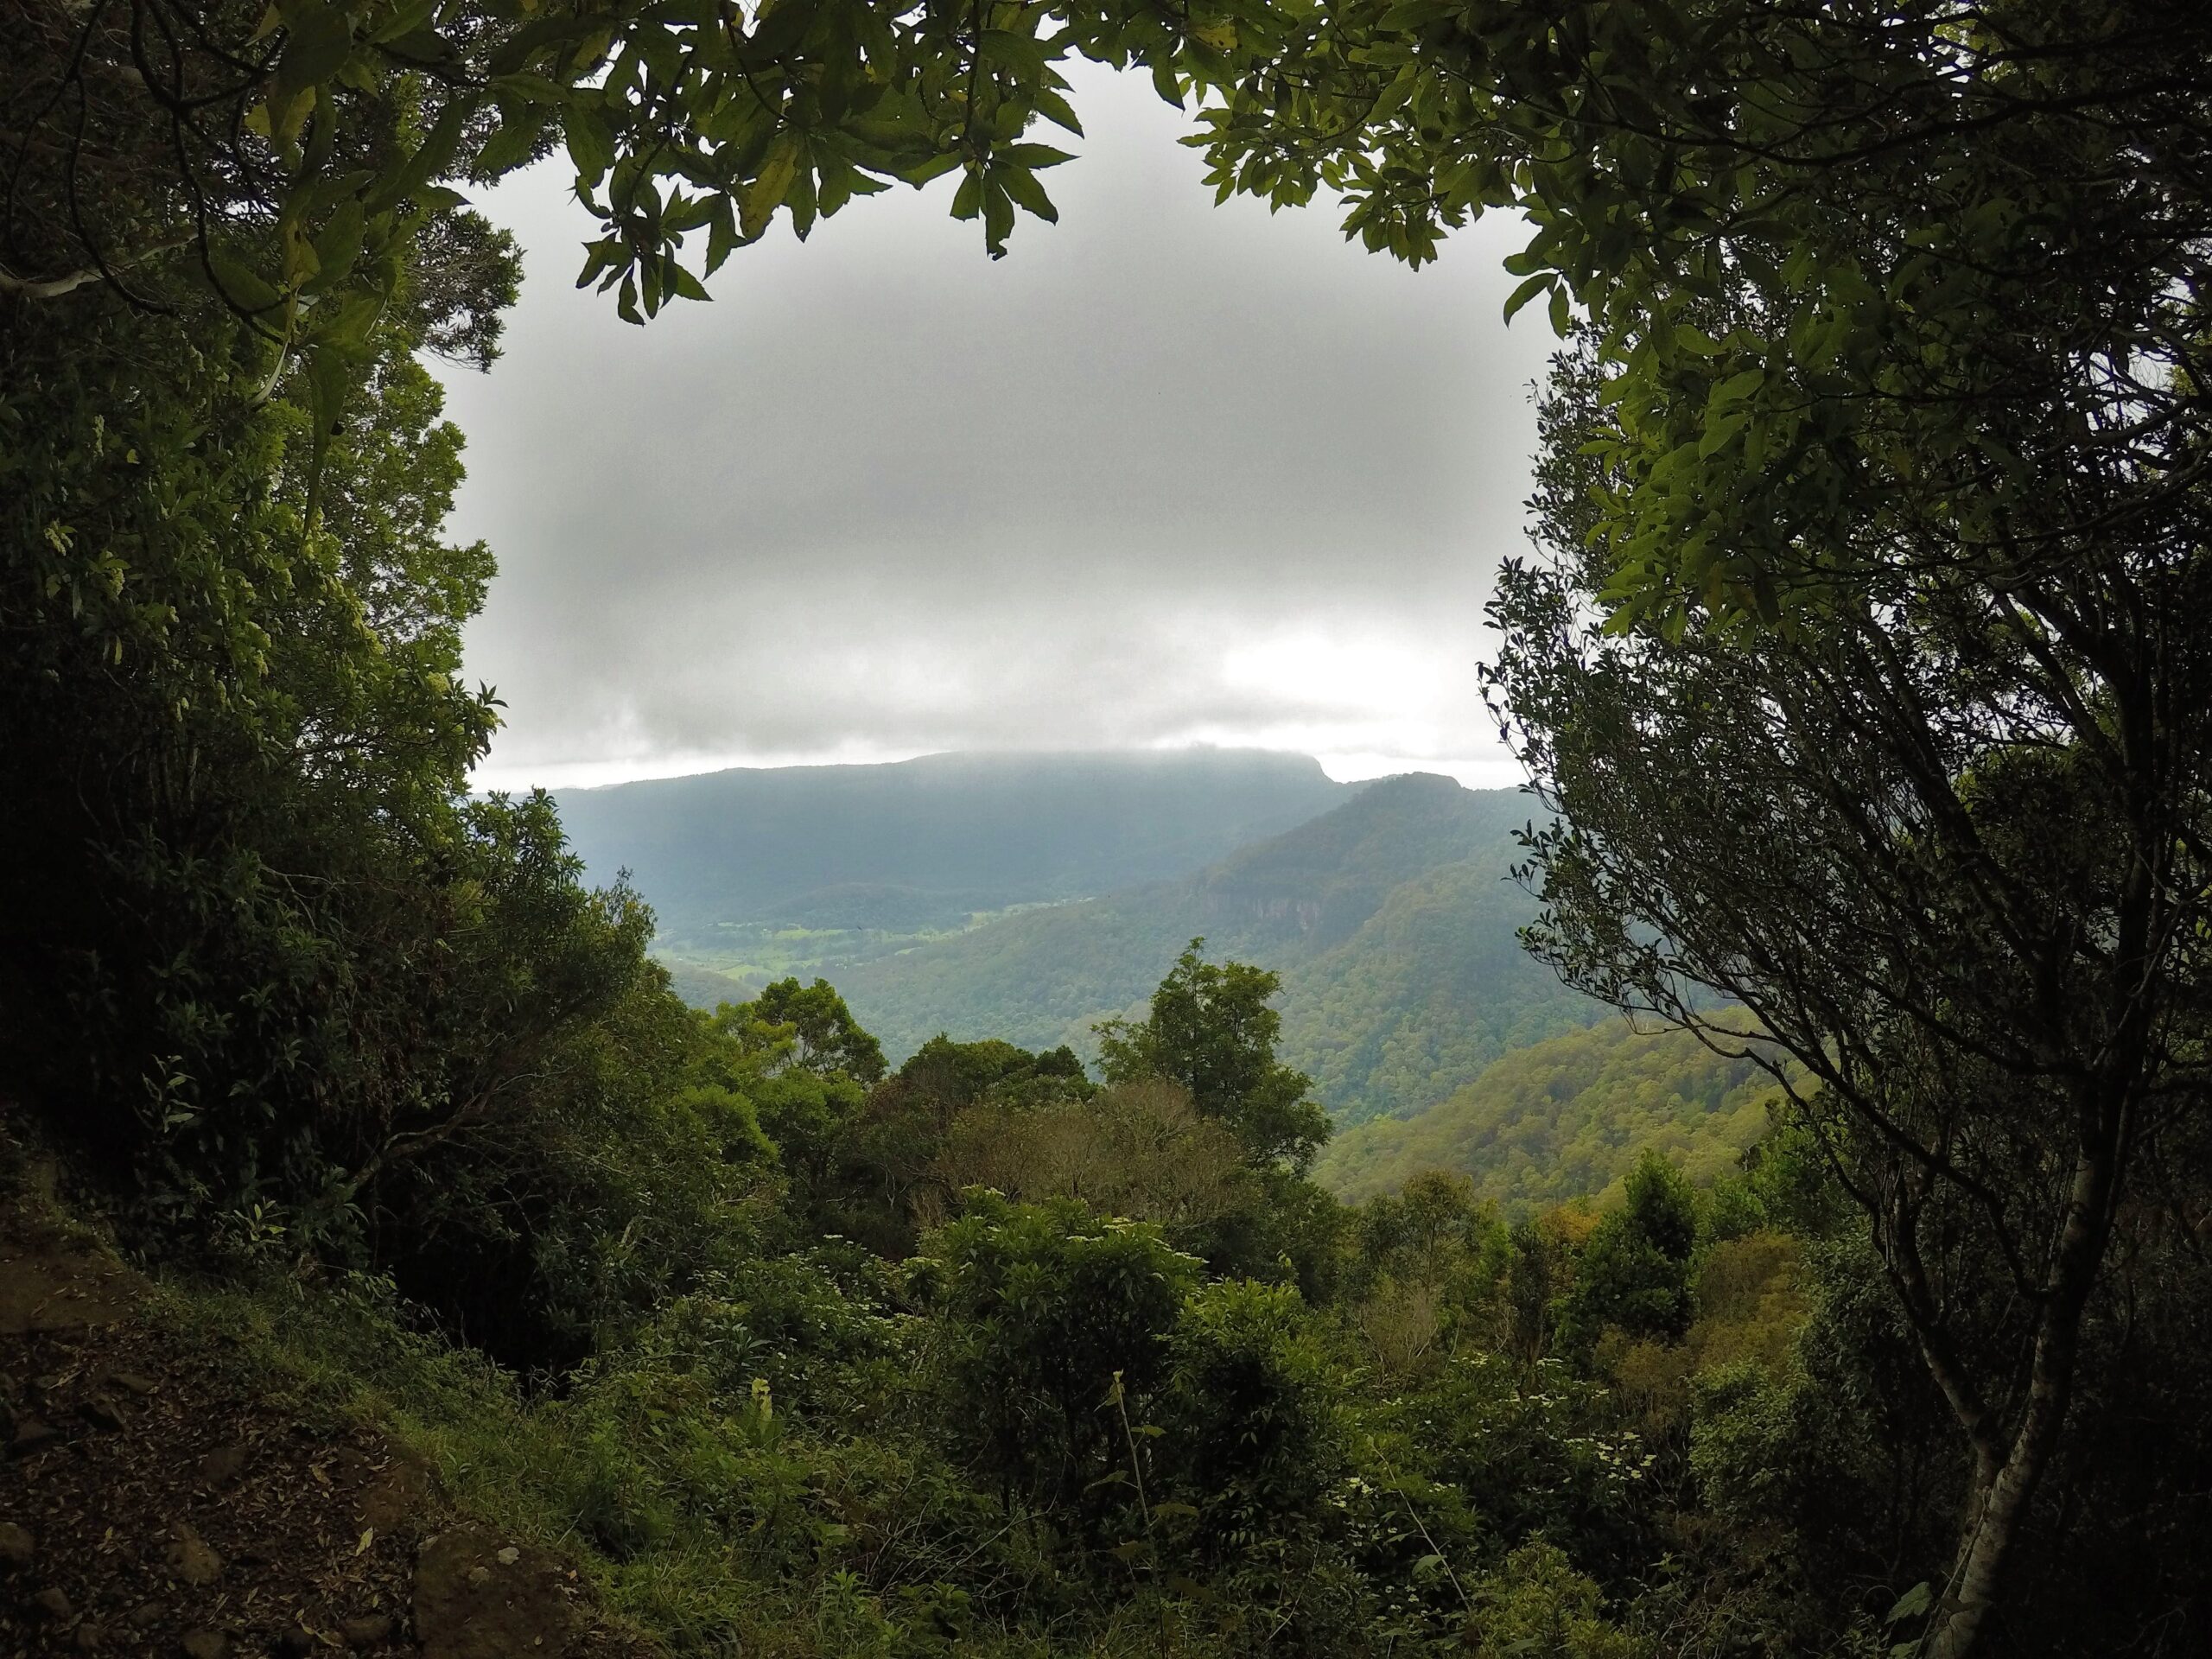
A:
[442,63,1558,792]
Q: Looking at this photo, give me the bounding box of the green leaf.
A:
[704,200,739,275]
[1885,1583,1934,1626]
[900,150,964,187]
[1503,271,1551,322]
[1699,410,1748,458]
[1709,367,1766,409]
[488,72,572,105]
[309,291,382,353]
[950,170,982,222]
[1033,86,1084,137]
[363,102,468,213]
[666,261,711,302]
[276,2,355,95]
[564,107,617,181]
[747,0,818,58]
[305,198,365,293]
[741,130,805,241]
[995,165,1058,224]
[998,143,1075,169]
[979,29,1049,81]
[207,253,282,314]
[475,118,544,178]
[982,179,1015,256]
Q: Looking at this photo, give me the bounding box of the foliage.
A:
[1097,938,1329,1173]
[1318,1014,1777,1208]
[0,273,694,1293]
[747,978,891,1084]
[1494,320,2212,1652]
[1465,1543,1646,1659]
[1557,1152,1700,1358]
[1160,1278,1344,1560]
[933,1077,1250,1234]
[13,3,2212,1655]
[920,1192,1198,1520]
[838,773,1606,1125]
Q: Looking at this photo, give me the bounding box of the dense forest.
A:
[4,3,2209,1659]
[1317,1016,1782,1210]
[833,775,1606,1122]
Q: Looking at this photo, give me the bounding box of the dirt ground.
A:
[0,1192,647,1659]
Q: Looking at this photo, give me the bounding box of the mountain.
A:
[553,748,1350,945]
[1313,1014,1783,1210]
[834,773,1611,1124]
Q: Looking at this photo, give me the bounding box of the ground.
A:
[0,1173,650,1659]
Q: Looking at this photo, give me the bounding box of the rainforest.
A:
[3,4,2209,1659]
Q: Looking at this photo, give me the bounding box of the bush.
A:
[922,1192,1199,1523]
[1162,1279,1345,1560]
[1465,1542,1648,1659]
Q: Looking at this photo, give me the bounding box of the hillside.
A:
[0,1181,645,1659]
[1313,1014,1783,1209]
[836,773,1610,1123]
[553,748,1350,944]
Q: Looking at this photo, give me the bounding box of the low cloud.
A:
[442,64,1555,791]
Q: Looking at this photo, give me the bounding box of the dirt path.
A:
[0,1192,647,1659]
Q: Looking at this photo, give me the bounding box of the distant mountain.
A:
[835,773,1611,1124]
[554,748,1350,945]
[1313,1015,1782,1211]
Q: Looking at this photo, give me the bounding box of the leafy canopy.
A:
[20,2,2202,630]
[1096,938,1331,1173]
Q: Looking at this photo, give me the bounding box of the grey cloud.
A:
[442,63,1554,786]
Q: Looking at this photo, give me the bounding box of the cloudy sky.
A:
[442,63,1558,792]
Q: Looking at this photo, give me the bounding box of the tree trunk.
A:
[1925,1427,2055,1658]
[1922,1121,2117,1659]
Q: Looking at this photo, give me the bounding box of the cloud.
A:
[440,63,1556,791]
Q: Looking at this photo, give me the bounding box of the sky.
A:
[442,62,1559,793]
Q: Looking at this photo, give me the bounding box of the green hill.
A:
[835,773,1611,1124]
[553,748,1351,944]
[1313,1014,1783,1210]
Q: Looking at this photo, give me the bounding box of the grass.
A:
[137,1262,1183,1659]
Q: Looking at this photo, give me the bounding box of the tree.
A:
[1488,345,2212,1657]
[694,986,877,1227]
[0,242,671,1239]
[15,8,2211,1644]
[923,1191,1199,1519]
[746,976,888,1084]
[1096,939,1331,1173]
[1196,1,2212,626]
[932,1076,1251,1234]
[0,0,1275,451]
[1559,1151,1700,1357]
[20,3,2207,645]
[1160,1277,1344,1561]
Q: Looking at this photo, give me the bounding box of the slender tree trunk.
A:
[1927,1405,2063,1658]
[1923,1120,2117,1659]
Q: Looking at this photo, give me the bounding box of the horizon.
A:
[479,739,1530,795]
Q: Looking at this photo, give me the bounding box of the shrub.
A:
[1161,1279,1345,1560]
[922,1192,1198,1522]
